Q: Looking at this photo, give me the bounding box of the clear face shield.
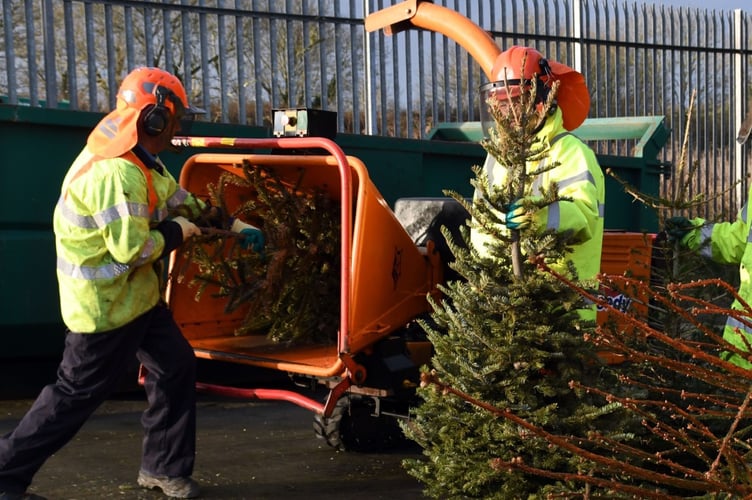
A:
[171,98,202,135]
[478,79,527,140]
[157,85,204,135]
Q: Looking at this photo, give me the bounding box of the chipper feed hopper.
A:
[165,136,441,451]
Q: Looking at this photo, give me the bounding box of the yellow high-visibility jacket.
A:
[683,186,752,368]
[53,146,205,333]
[471,108,606,320]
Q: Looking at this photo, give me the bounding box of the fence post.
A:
[735,9,744,204]
[572,0,583,73]
[42,0,57,108]
[364,0,375,135]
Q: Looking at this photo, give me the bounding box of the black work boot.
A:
[137,469,200,498]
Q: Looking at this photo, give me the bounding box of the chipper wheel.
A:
[313,394,407,452]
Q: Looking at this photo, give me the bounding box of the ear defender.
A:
[536,59,558,115]
[142,86,172,136]
[547,98,559,116]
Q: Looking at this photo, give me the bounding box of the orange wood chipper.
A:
[164,135,443,451]
[156,0,656,451]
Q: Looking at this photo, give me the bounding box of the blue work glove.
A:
[231,219,265,253]
[504,198,531,230]
[664,216,694,243]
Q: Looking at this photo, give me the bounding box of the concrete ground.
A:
[0,360,426,500]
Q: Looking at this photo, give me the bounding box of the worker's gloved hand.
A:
[665,216,694,243]
[231,218,265,253]
[172,216,201,240]
[504,198,532,230]
[204,205,226,229]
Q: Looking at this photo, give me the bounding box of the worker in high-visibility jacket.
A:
[471,46,605,321]
[667,203,752,370]
[0,67,262,500]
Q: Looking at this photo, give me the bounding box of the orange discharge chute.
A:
[365,0,500,81]
[366,0,591,131]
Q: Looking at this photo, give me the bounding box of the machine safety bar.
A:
[195,382,326,414]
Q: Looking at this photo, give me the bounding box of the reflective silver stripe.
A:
[532,157,546,195]
[532,176,543,195]
[544,201,604,231]
[741,203,748,224]
[57,256,130,280]
[547,201,561,230]
[57,197,150,229]
[557,170,596,190]
[550,132,570,145]
[96,116,122,140]
[57,197,98,229]
[94,201,150,227]
[698,224,715,258]
[725,316,752,336]
[153,207,168,222]
[132,237,157,267]
[531,164,596,196]
[167,187,191,208]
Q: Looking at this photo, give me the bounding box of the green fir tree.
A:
[402,75,626,498]
[401,89,752,499]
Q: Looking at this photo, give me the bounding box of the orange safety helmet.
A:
[479,46,590,131]
[88,67,203,158]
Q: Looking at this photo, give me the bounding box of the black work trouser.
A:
[0,304,196,494]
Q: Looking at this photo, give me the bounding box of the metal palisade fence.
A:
[1,0,751,219]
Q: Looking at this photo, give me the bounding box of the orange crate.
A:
[597,232,654,363]
[598,232,653,321]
